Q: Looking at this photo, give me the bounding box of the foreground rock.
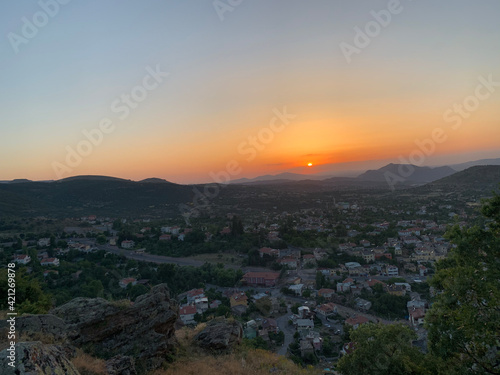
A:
[194,318,243,352]
[48,283,178,371]
[0,341,79,375]
[106,354,137,375]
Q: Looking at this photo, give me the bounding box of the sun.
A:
[307,163,313,167]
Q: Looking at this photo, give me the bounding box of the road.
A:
[276,307,294,356]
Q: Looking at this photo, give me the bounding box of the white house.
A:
[179,305,197,325]
[289,284,304,296]
[14,254,31,265]
[40,258,60,267]
[386,265,399,277]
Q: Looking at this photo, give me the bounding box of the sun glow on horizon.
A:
[307,163,313,167]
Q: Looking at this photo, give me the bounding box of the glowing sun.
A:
[307,163,313,167]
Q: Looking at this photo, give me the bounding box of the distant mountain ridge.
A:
[356,163,456,183]
[428,165,500,187]
[450,158,500,171]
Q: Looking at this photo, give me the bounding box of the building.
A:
[289,284,304,296]
[184,288,205,304]
[386,265,399,277]
[296,319,314,334]
[258,247,279,258]
[194,297,209,313]
[409,308,425,326]
[345,315,370,329]
[14,254,31,265]
[119,277,137,288]
[40,258,60,267]
[262,318,278,333]
[37,238,50,247]
[121,240,135,249]
[354,298,372,311]
[179,305,197,325]
[316,302,337,317]
[159,234,171,241]
[242,272,280,287]
[318,288,336,299]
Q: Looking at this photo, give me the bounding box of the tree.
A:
[337,323,432,375]
[425,193,500,374]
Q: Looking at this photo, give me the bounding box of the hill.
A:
[450,157,500,171]
[357,163,456,184]
[0,177,194,218]
[427,165,500,189]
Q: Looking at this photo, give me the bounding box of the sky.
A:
[1,0,500,183]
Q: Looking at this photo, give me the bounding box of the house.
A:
[121,240,135,249]
[316,302,337,317]
[230,292,248,307]
[159,234,171,241]
[179,305,197,325]
[318,288,336,299]
[362,251,375,263]
[277,257,298,269]
[119,277,137,288]
[14,254,31,265]
[365,278,386,289]
[262,318,278,333]
[345,315,370,329]
[297,306,310,319]
[38,238,50,247]
[289,284,305,296]
[302,254,316,265]
[242,272,280,287]
[409,307,425,326]
[194,297,209,313]
[300,339,314,357]
[337,282,352,293]
[40,257,60,267]
[171,226,181,235]
[344,262,362,276]
[385,284,406,296]
[296,319,314,334]
[418,265,428,276]
[354,298,372,311]
[43,270,59,277]
[386,265,399,277]
[258,247,279,258]
[360,239,371,247]
[186,288,205,304]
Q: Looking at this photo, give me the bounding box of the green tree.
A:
[425,194,500,374]
[337,324,432,375]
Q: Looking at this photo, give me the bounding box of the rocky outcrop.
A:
[48,283,178,371]
[14,314,72,342]
[194,318,243,352]
[106,354,137,375]
[0,341,79,375]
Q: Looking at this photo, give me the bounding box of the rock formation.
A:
[0,341,79,375]
[7,283,178,373]
[194,318,243,352]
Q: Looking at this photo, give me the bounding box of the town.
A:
[1,180,482,371]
